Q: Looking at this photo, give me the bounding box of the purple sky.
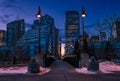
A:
[0,0,120,42]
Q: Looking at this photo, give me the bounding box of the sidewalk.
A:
[0,60,120,81]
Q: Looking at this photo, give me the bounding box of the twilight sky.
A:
[0,0,120,43]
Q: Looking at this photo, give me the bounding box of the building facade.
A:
[7,19,25,46]
[16,15,60,58]
[58,36,61,58]
[112,21,120,41]
[65,11,80,54]
[0,30,6,46]
[90,36,99,42]
[100,32,106,42]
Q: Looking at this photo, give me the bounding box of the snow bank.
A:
[75,61,120,74]
[75,67,98,74]
[0,66,27,74]
[0,66,51,75]
[99,61,120,73]
[0,61,120,75]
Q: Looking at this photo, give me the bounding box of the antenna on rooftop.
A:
[16,14,20,20]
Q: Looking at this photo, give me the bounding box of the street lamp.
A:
[81,6,88,53]
[81,6,86,38]
[36,6,42,54]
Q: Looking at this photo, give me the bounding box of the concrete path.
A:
[0,60,120,81]
[50,60,75,73]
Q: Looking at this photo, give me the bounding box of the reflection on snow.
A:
[99,61,120,73]
[0,61,120,75]
[0,66,51,75]
[75,61,120,74]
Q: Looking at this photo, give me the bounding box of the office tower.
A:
[100,32,106,42]
[7,19,25,46]
[112,21,120,41]
[17,15,60,57]
[0,30,6,46]
[65,11,80,54]
[90,36,99,42]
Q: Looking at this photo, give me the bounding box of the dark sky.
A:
[0,0,120,42]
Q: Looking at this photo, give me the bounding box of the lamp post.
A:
[81,6,88,53]
[28,6,42,73]
[80,6,90,67]
[81,6,86,38]
[36,6,42,54]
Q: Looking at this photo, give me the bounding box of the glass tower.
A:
[65,11,80,54]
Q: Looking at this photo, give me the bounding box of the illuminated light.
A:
[61,43,65,56]
[37,14,41,18]
[70,45,74,48]
[81,14,86,18]
[36,6,42,18]
[81,6,87,18]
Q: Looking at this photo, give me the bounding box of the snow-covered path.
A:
[50,60,76,73]
[0,60,120,81]
[0,60,120,74]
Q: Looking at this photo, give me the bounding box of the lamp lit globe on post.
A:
[80,6,89,67]
[36,6,42,55]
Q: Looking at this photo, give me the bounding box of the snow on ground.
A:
[75,67,98,74]
[99,61,120,73]
[0,66,27,74]
[0,66,51,75]
[75,61,120,74]
[0,61,120,75]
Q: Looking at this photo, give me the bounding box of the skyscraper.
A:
[100,32,106,41]
[16,15,60,57]
[7,19,25,46]
[112,21,120,41]
[65,11,80,54]
[0,30,6,46]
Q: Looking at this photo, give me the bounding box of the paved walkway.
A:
[0,60,120,81]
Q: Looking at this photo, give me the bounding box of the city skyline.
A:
[1,1,120,78]
[0,0,120,43]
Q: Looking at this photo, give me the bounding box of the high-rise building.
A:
[65,11,80,54]
[54,28,61,57]
[80,31,89,42]
[112,21,120,41]
[7,19,25,46]
[16,15,60,57]
[0,30,6,46]
[90,36,99,42]
[58,36,61,58]
[100,32,106,41]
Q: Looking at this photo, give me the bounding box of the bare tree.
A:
[96,20,104,41]
[103,13,120,40]
[97,13,120,40]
